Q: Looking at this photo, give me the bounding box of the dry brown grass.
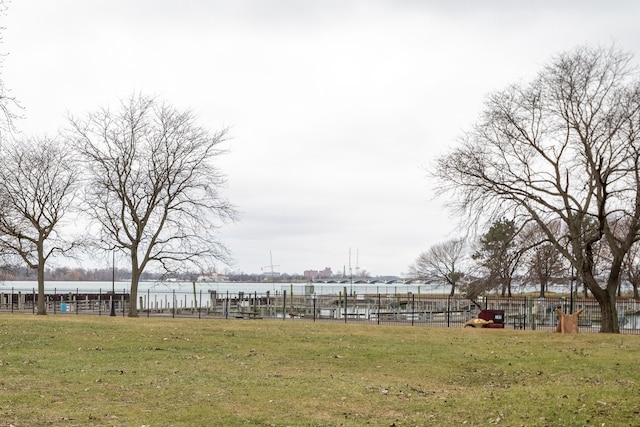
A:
[0,314,638,426]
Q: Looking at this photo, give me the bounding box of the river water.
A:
[0,279,584,298]
[0,280,435,296]
[0,280,439,314]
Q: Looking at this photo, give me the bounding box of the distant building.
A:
[304,267,333,280]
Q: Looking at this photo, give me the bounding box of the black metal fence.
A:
[1,287,639,334]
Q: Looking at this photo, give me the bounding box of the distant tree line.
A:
[0,264,180,283]
[0,264,320,284]
[410,218,640,302]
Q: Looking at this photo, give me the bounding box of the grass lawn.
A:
[0,315,638,426]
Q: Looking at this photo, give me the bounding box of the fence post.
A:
[265,291,270,318]
[411,293,415,326]
[447,295,451,328]
[283,290,287,320]
[32,288,36,314]
[377,294,381,325]
[225,291,229,319]
[313,294,317,322]
[528,297,536,330]
[344,287,348,324]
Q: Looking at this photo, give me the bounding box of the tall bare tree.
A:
[434,45,640,332]
[0,137,80,314]
[410,238,466,296]
[68,94,237,317]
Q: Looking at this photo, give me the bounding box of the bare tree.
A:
[434,45,640,332]
[0,137,80,314]
[68,94,237,317]
[410,238,466,296]
[520,221,567,298]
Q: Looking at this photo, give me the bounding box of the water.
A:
[0,280,438,311]
[0,280,445,295]
[0,279,586,297]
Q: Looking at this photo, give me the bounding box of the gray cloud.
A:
[4,0,640,275]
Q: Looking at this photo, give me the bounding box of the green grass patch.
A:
[0,315,638,426]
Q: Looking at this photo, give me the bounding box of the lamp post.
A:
[110,250,116,316]
[569,266,575,315]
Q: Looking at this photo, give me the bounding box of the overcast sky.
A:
[3,1,640,277]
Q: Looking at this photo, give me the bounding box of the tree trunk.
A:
[36,242,47,315]
[36,272,46,314]
[128,273,140,317]
[633,282,640,301]
[596,290,619,333]
[129,253,140,317]
[588,281,619,333]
